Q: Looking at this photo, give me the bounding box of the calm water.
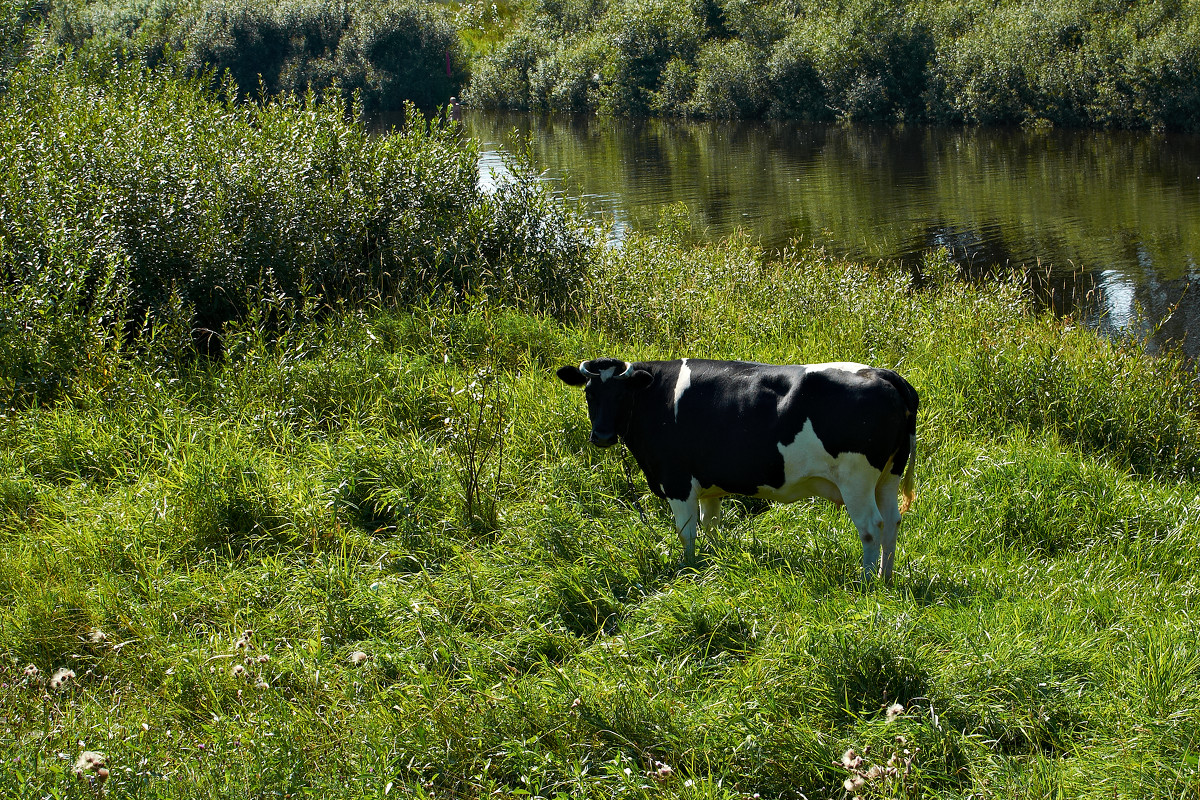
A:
[465,111,1200,357]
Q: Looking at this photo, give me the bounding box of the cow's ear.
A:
[628,369,654,390]
[556,365,587,386]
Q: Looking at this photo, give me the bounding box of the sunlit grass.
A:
[3,230,1200,797]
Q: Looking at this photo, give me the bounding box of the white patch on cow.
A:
[755,419,898,582]
[598,363,624,381]
[673,358,692,420]
[805,361,871,375]
[755,420,838,502]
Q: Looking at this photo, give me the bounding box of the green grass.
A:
[3,231,1200,798]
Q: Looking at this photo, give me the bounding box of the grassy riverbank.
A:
[5,241,1200,798]
[4,48,1200,800]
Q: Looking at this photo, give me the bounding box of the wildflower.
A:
[85,629,109,645]
[234,630,253,650]
[256,654,270,664]
[840,749,863,770]
[230,664,246,678]
[348,650,369,665]
[23,664,38,679]
[865,764,889,781]
[255,679,269,689]
[648,760,673,780]
[843,774,866,792]
[49,668,76,691]
[73,750,108,787]
[886,702,905,722]
[570,697,581,711]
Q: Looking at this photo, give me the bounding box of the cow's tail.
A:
[900,432,916,514]
[879,369,919,515]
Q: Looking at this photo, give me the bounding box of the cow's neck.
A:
[619,396,671,497]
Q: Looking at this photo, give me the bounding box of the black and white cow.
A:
[557,358,918,581]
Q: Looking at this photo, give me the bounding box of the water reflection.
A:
[467,112,1200,357]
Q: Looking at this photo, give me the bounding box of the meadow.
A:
[4,30,1200,800]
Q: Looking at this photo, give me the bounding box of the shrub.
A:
[466,0,1200,129]
[0,57,595,400]
[42,0,465,114]
[766,28,826,120]
[649,56,695,115]
[335,0,465,114]
[595,0,705,115]
[689,38,769,118]
[463,28,552,110]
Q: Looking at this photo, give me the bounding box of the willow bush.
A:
[0,56,596,406]
[39,0,468,114]
[467,0,1200,130]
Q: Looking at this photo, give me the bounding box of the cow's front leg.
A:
[668,484,702,565]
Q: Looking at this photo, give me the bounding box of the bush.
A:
[42,0,465,114]
[468,0,1200,129]
[766,29,826,120]
[335,0,465,114]
[462,29,552,110]
[1,0,41,93]
[595,0,705,115]
[689,38,769,118]
[0,58,596,402]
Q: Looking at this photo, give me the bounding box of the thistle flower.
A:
[49,667,76,691]
[886,702,905,722]
[840,749,863,770]
[23,664,38,679]
[348,650,368,665]
[85,629,109,646]
[230,664,246,678]
[234,630,254,650]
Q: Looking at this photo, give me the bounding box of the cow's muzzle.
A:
[590,432,619,448]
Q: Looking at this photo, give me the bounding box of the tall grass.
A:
[4,222,1200,796]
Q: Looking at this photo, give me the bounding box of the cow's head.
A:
[557,358,654,447]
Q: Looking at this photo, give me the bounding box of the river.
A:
[464,111,1200,359]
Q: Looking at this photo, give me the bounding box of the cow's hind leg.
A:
[875,472,902,584]
[838,465,887,584]
[699,496,722,536]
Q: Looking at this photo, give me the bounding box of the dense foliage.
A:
[0,56,596,406]
[468,0,1200,129]
[38,0,467,113]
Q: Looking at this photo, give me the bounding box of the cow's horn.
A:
[578,360,600,378]
[614,362,637,379]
